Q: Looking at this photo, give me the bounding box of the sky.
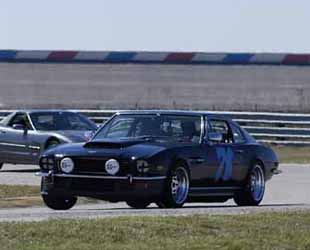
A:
[1,0,310,53]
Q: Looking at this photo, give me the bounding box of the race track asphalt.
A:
[0,164,309,222]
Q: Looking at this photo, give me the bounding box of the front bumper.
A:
[36,171,166,201]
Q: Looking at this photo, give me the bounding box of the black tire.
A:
[45,138,60,150]
[42,194,77,210]
[126,200,151,209]
[158,164,190,208]
[0,163,3,170]
[234,163,265,206]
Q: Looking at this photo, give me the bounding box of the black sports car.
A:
[37,111,280,210]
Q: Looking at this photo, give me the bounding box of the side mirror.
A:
[12,124,25,130]
[12,124,28,135]
[208,132,223,143]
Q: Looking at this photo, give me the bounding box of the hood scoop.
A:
[83,139,143,149]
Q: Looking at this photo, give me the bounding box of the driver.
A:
[181,121,200,143]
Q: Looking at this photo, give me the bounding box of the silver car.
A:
[0,110,97,169]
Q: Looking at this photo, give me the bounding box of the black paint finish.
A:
[39,111,279,204]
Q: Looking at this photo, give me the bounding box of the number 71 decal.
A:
[215,147,234,181]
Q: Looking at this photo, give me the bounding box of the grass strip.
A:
[0,212,309,250]
[0,185,41,208]
[0,185,39,199]
[271,146,310,164]
[0,185,98,208]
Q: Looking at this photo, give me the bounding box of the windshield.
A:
[94,114,202,143]
[30,112,96,131]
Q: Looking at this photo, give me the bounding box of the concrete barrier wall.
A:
[0,62,310,112]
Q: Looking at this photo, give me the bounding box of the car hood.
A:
[45,138,174,159]
[51,130,94,143]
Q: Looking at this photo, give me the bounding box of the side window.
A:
[170,120,183,135]
[33,115,55,130]
[209,119,233,144]
[67,114,90,130]
[231,124,246,144]
[9,113,33,130]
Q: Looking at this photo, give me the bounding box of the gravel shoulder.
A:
[0,165,40,186]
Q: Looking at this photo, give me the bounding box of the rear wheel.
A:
[42,194,77,210]
[158,164,190,208]
[234,163,265,206]
[126,200,151,209]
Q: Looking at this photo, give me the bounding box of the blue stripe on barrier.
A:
[105,52,137,62]
[0,50,309,65]
[0,50,17,59]
[223,53,254,64]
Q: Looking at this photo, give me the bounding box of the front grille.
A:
[73,158,107,172]
[62,157,133,176]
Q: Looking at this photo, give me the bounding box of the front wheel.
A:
[158,165,190,208]
[42,194,77,210]
[45,139,60,150]
[234,164,265,206]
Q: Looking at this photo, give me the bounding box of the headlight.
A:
[136,160,149,173]
[40,157,54,170]
[60,157,74,173]
[105,159,120,175]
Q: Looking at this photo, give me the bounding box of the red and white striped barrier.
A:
[1,50,310,65]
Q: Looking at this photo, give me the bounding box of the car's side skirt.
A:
[189,186,241,197]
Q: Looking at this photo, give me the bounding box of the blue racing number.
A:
[215,147,234,181]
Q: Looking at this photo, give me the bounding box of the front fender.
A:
[39,133,72,157]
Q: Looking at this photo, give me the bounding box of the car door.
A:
[190,117,238,198]
[204,119,236,186]
[0,124,11,163]
[229,122,250,184]
[207,119,249,187]
[4,112,34,164]
[190,118,229,189]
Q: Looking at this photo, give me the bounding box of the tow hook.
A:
[35,170,53,177]
[127,174,133,184]
[35,170,54,185]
